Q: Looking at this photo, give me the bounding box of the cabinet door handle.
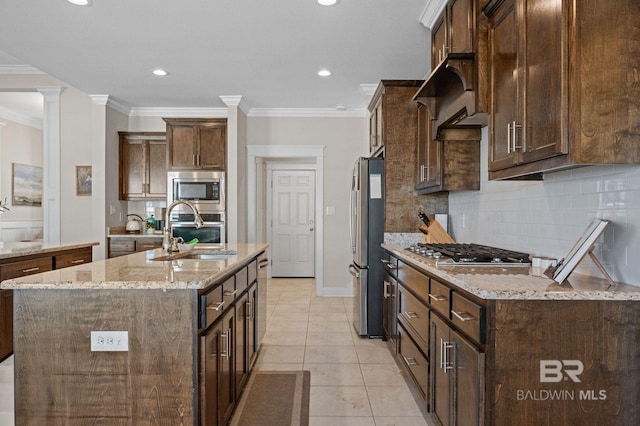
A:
[258,258,270,269]
[452,310,476,322]
[220,329,231,359]
[507,122,512,153]
[403,356,418,366]
[245,299,252,321]
[443,341,454,373]
[513,121,523,151]
[429,294,447,302]
[404,311,419,319]
[71,259,85,264]
[193,154,197,166]
[383,281,390,298]
[22,267,40,273]
[207,301,225,312]
[223,289,237,297]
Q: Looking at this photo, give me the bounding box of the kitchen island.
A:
[382,244,640,426]
[0,243,268,425]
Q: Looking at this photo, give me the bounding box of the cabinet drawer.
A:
[0,257,53,281]
[235,266,248,293]
[428,279,451,318]
[201,286,224,329]
[451,292,485,345]
[135,238,163,252]
[109,238,135,253]
[397,322,428,402]
[397,261,429,303]
[398,285,429,350]
[55,250,92,269]
[248,259,257,284]
[381,252,399,277]
[222,276,236,306]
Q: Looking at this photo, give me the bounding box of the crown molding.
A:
[105,97,132,115]
[0,65,45,75]
[89,94,109,106]
[247,108,367,118]
[419,0,447,30]
[129,107,228,118]
[0,105,43,130]
[220,95,250,115]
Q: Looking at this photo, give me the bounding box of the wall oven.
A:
[167,171,225,214]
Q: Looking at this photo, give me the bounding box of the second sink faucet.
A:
[163,200,205,251]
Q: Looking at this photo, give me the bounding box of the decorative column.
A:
[220,95,244,243]
[36,86,64,244]
[89,94,108,260]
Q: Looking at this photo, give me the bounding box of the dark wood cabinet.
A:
[430,313,484,426]
[382,275,397,347]
[118,132,167,200]
[200,320,222,426]
[0,246,93,362]
[108,236,163,258]
[164,118,226,171]
[416,105,481,194]
[485,0,640,179]
[432,0,475,69]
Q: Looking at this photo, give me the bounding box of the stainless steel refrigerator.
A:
[348,157,384,337]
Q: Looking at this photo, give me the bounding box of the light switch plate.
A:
[91,331,129,352]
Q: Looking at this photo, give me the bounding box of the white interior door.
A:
[270,169,315,277]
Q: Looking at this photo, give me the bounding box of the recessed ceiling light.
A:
[318,69,332,77]
[318,0,338,5]
[152,69,168,76]
[68,0,90,5]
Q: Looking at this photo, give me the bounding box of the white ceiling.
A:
[0,0,431,115]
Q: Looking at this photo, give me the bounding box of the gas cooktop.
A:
[406,243,531,266]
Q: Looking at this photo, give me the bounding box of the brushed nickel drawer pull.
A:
[403,356,418,366]
[71,259,85,264]
[258,259,270,268]
[207,301,225,311]
[404,311,419,319]
[223,290,237,297]
[383,281,390,299]
[452,310,476,322]
[22,267,40,273]
[429,294,447,302]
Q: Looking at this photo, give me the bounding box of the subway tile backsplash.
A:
[449,130,640,286]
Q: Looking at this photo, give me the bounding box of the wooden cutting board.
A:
[420,220,455,244]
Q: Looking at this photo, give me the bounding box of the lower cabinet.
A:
[430,313,484,426]
[199,260,262,425]
[0,290,12,362]
[108,236,163,258]
[382,274,398,347]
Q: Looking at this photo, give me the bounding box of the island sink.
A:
[149,249,238,262]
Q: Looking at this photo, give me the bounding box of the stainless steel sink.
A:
[150,249,237,262]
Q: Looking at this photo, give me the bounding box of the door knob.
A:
[310,227,314,231]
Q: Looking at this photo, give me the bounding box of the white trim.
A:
[419,0,448,30]
[89,94,109,106]
[0,65,44,75]
[219,95,250,116]
[247,108,367,118]
[129,107,228,118]
[106,97,132,115]
[247,145,325,296]
[35,86,64,245]
[0,105,42,129]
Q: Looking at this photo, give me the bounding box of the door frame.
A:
[266,162,316,278]
[247,145,324,296]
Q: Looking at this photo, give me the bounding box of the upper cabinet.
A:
[119,132,167,200]
[484,0,640,179]
[431,0,475,69]
[164,118,227,170]
[416,103,480,194]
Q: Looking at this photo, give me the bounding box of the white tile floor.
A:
[0,278,433,426]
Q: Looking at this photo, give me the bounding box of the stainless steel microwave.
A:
[167,171,225,213]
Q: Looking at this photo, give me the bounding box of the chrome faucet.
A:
[163,200,205,252]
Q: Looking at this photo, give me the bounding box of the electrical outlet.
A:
[109,205,116,215]
[326,206,336,216]
[91,331,129,352]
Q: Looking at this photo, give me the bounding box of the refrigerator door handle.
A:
[349,187,355,254]
[348,264,360,278]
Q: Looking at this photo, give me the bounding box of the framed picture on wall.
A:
[76,165,92,196]
[12,163,43,206]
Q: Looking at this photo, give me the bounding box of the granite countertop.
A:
[0,241,99,261]
[383,244,640,301]
[1,243,268,291]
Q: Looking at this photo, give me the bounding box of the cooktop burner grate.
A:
[407,243,531,264]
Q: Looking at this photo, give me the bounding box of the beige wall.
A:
[105,107,129,228]
[0,118,43,224]
[246,116,368,291]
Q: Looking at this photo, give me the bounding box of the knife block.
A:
[420,220,455,244]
